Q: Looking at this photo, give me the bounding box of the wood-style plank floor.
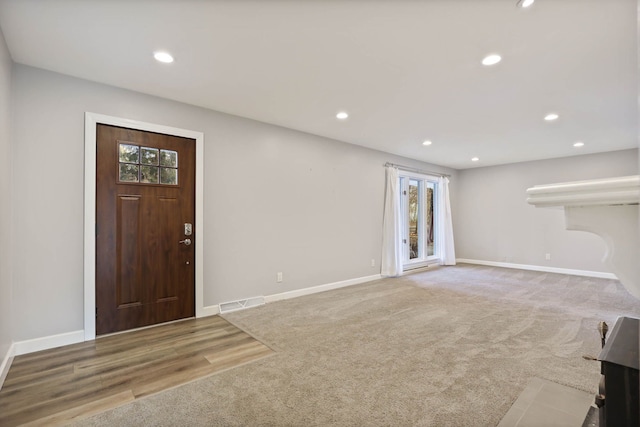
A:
[0,316,274,426]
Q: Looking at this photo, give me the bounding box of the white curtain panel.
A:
[381,166,403,277]
[438,176,456,265]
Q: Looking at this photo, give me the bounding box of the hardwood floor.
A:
[0,316,274,426]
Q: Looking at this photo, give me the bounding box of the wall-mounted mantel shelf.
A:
[527,175,640,299]
[526,175,640,207]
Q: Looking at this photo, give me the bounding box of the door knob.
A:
[179,238,192,246]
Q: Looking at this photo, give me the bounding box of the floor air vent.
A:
[219,296,265,314]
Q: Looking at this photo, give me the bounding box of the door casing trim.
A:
[84,113,205,341]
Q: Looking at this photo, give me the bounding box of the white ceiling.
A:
[0,0,637,169]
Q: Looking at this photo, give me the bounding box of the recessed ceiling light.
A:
[544,113,559,121]
[482,54,502,66]
[336,112,349,120]
[471,157,479,162]
[573,141,585,147]
[517,0,535,8]
[422,140,433,146]
[153,51,174,63]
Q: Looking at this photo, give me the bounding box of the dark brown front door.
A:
[96,124,195,335]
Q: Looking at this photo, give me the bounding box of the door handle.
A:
[179,238,192,246]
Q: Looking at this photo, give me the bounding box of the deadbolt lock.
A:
[184,223,192,236]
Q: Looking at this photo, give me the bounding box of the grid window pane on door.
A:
[140,165,159,184]
[140,147,159,165]
[117,143,178,186]
[160,149,178,185]
[119,144,139,163]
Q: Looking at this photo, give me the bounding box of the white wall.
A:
[10,64,456,342]
[454,149,639,273]
[10,63,635,346]
[0,28,13,366]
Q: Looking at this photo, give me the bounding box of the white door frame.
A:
[399,171,440,270]
[84,112,205,341]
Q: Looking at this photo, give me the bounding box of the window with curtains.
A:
[400,172,439,269]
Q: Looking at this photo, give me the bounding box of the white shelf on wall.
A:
[526,175,639,207]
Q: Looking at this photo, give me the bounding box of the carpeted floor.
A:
[75,264,640,426]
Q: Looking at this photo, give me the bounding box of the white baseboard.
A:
[0,343,15,390]
[456,258,618,280]
[11,274,383,357]
[265,274,382,303]
[198,304,221,318]
[8,262,612,359]
[12,330,85,357]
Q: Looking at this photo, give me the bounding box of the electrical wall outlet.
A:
[276,272,283,283]
[545,253,551,260]
[371,259,375,267]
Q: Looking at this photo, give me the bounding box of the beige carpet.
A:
[76,264,640,426]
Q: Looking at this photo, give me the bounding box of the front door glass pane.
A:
[160,150,178,168]
[140,165,159,184]
[160,167,178,185]
[119,144,139,163]
[117,142,178,186]
[119,164,139,182]
[140,147,159,165]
